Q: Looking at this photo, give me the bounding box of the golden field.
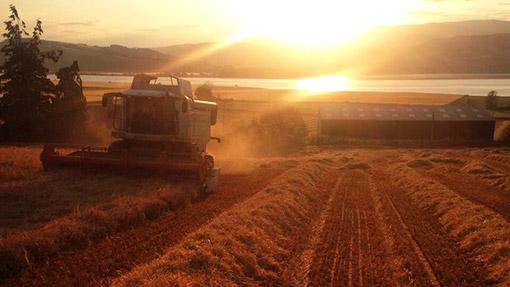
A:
[4,82,510,286]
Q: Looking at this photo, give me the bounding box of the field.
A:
[3,84,510,286]
[3,145,510,286]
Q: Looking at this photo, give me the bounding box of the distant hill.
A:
[154,38,334,78]
[1,20,510,77]
[375,33,510,74]
[0,40,175,74]
[364,20,510,48]
[153,20,510,77]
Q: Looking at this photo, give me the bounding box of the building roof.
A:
[319,103,495,122]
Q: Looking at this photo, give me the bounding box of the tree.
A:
[485,90,498,111]
[234,106,309,154]
[195,83,218,102]
[53,61,87,139]
[0,5,61,140]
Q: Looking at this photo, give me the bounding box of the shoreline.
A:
[82,81,463,106]
[75,73,510,81]
[74,76,510,97]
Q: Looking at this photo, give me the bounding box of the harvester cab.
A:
[41,75,221,193]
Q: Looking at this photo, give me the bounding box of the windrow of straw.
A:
[0,184,192,279]
[113,161,330,286]
[390,164,510,286]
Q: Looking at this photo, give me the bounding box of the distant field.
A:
[210,86,462,105]
[83,81,130,103]
[84,81,463,104]
[450,95,510,118]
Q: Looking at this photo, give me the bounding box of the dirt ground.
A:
[2,145,510,286]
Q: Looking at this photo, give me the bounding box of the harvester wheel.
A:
[108,140,127,154]
[198,154,214,195]
[40,146,57,170]
[41,159,55,171]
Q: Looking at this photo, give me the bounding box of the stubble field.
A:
[2,145,510,286]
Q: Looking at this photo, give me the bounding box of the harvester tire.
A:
[41,159,55,171]
[108,140,126,154]
[198,154,214,195]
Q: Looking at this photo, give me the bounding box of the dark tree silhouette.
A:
[195,83,217,102]
[0,5,61,140]
[53,61,87,139]
[485,90,498,111]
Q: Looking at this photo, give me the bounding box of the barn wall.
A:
[432,121,495,140]
[320,120,433,139]
[320,120,495,140]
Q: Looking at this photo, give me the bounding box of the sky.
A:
[0,0,509,48]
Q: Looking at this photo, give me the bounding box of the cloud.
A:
[137,28,162,32]
[406,9,451,17]
[408,4,510,22]
[165,25,197,30]
[459,7,510,20]
[59,21,97,27]
[422,0,472,2]
[137,25,197,33]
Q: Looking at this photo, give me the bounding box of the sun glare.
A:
[296,76,350,92]
[163,0,423,71]
[232,0,421,47]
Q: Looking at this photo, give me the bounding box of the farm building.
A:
[318,103,495,140]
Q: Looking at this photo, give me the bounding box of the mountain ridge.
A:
[1,20,509,78]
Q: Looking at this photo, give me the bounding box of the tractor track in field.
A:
[281,169,341,286]
[306,167,490,287]
[372,168,492,287]
[5,168,284,287]
[307,170,399,287]
[379,185,440,287]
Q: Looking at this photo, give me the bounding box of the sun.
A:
[232,0,421,47]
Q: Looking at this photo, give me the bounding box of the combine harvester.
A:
[40,74,221,192]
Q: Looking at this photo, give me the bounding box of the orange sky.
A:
[2,0,509,48]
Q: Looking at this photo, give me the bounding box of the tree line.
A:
[0,5,86,141]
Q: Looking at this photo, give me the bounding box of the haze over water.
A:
[75,75,510,96]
